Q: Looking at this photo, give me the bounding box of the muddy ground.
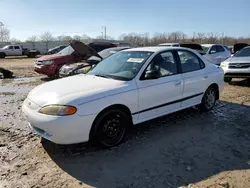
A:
[1,57,250,188]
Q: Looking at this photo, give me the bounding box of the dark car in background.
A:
[88,42,117,52]
[59,46,130,77]
[232,43,248,54]
[47,45,67,54]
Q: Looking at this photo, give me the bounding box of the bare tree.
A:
[73,35,81,40]
[0,26,10,42]
[26,35,37,49]
[40,32,54,51]
[196,32,205,44]
[9,38,21,43]
[81,34,91,43]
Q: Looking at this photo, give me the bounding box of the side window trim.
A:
[139,50,180,80]
[175,49,206,74]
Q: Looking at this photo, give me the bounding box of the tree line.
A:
[1,26,250,47]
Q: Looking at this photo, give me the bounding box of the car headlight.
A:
[39,105,77,116]
[41,60,53,65]
[220,61,229,67]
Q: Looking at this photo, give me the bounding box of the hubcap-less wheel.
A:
[99,112,126,147]
[204,89,216,109]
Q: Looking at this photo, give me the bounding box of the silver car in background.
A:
[220,46,250,82]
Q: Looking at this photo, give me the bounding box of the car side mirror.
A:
[210,50,216,54]
[144,69,160,80]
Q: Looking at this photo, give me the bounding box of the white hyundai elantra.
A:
[22,41,224,147]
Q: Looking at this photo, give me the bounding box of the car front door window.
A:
[143,51,177,79]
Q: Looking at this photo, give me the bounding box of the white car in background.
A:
[221,46,250,82]
[22,46,224,148]
[158,43,180,47]
[201,44,231,65]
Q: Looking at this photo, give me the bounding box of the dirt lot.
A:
[1,57,250,188]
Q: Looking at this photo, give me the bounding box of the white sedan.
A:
[22,46,224,147]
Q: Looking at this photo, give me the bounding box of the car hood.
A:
[27,74,128,107]
[70,40,103,60]
[227,56,250,63]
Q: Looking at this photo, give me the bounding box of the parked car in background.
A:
[158,43,180,47]
[88,42,117,52]
[0,45,40,58]
[158,43,205,55]
[23,46,224,147]
[221,46,250,82]
[47,45,67,55]
[201,44,231,65]
[34,40,103,78]
[59,46,130,77]
[232,43,248,54]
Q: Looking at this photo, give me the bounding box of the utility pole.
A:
[102,26,106,40]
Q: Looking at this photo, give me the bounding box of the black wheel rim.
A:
[100,112,126,147]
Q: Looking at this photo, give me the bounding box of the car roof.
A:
[158,43,180,46]
[123,46,194,53]
[103,46,130,51]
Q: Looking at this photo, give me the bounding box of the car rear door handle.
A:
[174,81,182,86]
[204,75,208,79]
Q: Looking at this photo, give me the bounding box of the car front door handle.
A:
[174,81,182,86]
[204,76,208,79]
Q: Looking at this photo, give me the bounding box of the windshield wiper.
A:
[94,74,114,79]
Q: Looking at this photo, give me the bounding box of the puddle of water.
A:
[0,76,43,85]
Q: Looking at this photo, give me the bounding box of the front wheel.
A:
[92,109,130,148]
[198,87,217,112]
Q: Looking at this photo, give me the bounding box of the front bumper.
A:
[222,66,250,78]
[22,98,96,144]
[34,65,55,77]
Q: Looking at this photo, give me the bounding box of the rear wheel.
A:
[198,86,217,112]
[92,109,130,148]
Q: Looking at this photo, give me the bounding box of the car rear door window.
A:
[209,46,216,53]
[14,46,20,49]
[216,45,225,52]
[177,50,205,73]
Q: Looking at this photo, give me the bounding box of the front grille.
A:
[229,63,250,69]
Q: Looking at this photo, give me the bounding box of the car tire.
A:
[0,52,6,58]
[92,109,130,148]
[224,77,232,83]
[198,86,217,112]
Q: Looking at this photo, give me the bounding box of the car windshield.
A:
[234,47,250,57]
[87,51,153,81]
[201,45,211,53]
[57,45,74,55]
